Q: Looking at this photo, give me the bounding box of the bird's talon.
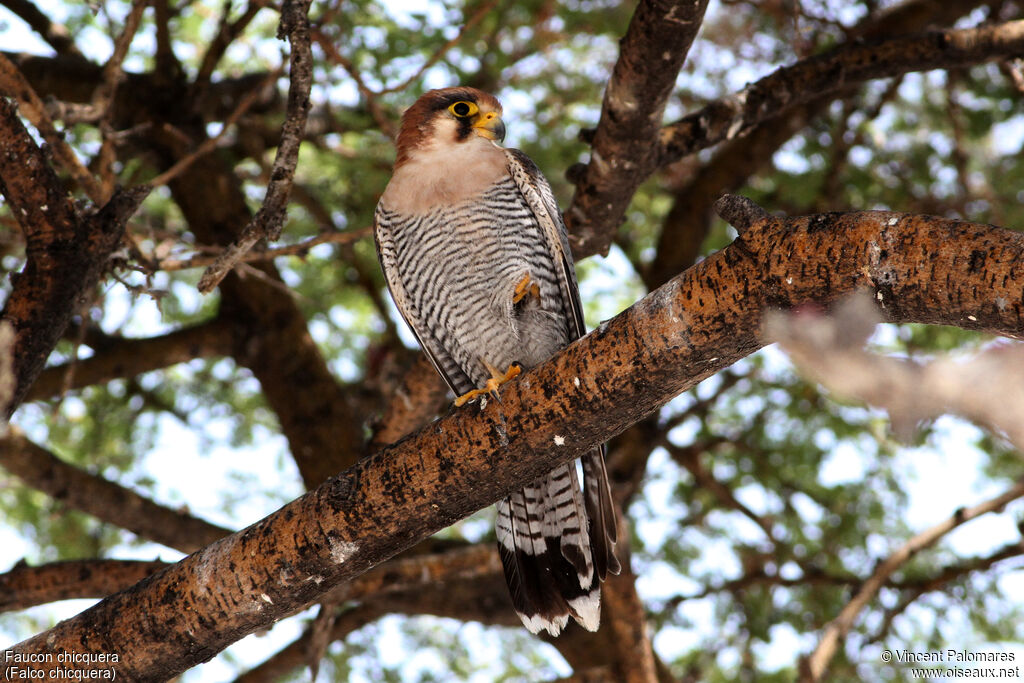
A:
[454,361,522,407]
[454,387,487,407]
[513,274,541,305]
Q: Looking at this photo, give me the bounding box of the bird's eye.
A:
[448,101,478,118]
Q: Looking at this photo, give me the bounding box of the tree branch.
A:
[870,540,1024,643]
[0,430,231,553]
[656,20,1024,172]
[25,319,235,401]
[0,559,169,613]
[801,482,1024,682]
[140,227,371,273]
[5,201,1024,679]
[571,15,1024,262]
[0,0,82,57]
[0,97,149,415]
[565,0,709,258]
[766,293,1024,449]
[0,52,104,201]
[197,0,313,293]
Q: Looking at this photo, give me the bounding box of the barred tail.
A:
[496,450,619,636]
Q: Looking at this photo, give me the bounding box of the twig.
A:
[195,0,272,89]
[0,53,104,202]
[668,568,858,605]
[146,67,283,189]
[376,0,500,95]
[868,540,1024,643]
[197,0,314,294]
[152,0,182,78]
[92,0,148,200]
[802,481,1024,681]
[668,442,777,542]
[310,29,396,138]
[145,227,371,272]
[63,0,146,126]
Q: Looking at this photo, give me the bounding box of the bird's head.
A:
[394,87,506,167]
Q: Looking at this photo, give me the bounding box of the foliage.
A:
[1,0,1023,680]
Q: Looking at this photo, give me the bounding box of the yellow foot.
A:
[454,361,522,407]
[512,273,541,305]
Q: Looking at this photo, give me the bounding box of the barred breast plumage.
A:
[377,178,571,392]
[373,86,619,636]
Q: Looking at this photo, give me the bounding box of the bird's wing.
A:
[504,148,621,618]
[373,204,474,395]
[504,148,586,341]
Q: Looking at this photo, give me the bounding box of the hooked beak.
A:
[472,111,506,143]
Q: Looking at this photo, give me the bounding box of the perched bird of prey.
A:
[374,87,620,636]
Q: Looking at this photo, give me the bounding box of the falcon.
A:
[374,87,620,636]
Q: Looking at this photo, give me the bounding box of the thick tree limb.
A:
[569,17,1024,260]
[0,98,149,415]
[0,430,232,553]
[644,0,989,285]
[25,319,235,401]
[565,0,709,258]
[0,53,104,201]
[767,293,1024,449]
[656,20,1024,172]
[0,559,169,613]
[0,0,81,57]
[4,201,1024,679]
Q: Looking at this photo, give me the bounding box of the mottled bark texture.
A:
[6,26,357,490]
[657,20,1024,170]
[5,201,1022,680]
[568,17,1024,260]
[0,98,148,415]
[197,0,313,293]
[565,0,709,258]
[0,560,169,612]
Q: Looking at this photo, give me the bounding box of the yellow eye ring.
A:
[448,101,479,118]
